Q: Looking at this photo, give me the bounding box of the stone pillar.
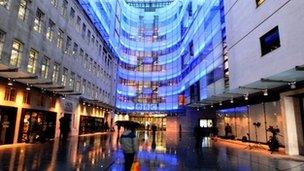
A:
[281,96,304,155]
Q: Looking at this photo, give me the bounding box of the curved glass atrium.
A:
[79,0,226,111]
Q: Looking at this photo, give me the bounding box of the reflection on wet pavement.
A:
[0,131,304,171]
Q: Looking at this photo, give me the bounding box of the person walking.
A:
[225,123,232,138]
[120,126,139,171]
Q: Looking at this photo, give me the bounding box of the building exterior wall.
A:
[224,0,304,155]
[0,0,116,144]
[225,0,304,89]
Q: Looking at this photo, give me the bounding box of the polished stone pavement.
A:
[0,131,304,171]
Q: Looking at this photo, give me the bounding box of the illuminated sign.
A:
[135,104,158,110]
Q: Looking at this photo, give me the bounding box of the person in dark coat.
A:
[225,124,232,138]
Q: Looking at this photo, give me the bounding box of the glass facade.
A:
[79,0,226,111]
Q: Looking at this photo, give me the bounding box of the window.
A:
[84,53,88,68]
[61,68,68,86]
[41,56,50,79]
[82,23,86,38]
[33,9,44,33]
[52,63,60,83]
[76,75,81,92]
[0,0,10,9]
[46,19,55,41]
[89,58,93,72]
[4,87,16,101]
[61,0,68,17]
[65,36,72,54]
[0,30,5,57]
[72,42,78,55]
[23,91,31,104]
[57,29,64,49]
[87,30,91,43]
[51,0,57,7]
[82,79,86,94]
[69,7,75,24]
[27,49,38,74]
[92,35,95,45]
[69,72,75,89]
[79,48,84,61]
[18,0,28,21]
[76,16,81,32]
[10,40,23,67]
[256,0,265,7]
[260,26,280,56]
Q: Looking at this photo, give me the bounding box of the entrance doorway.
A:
[0,106,17,145]
[64,113,72,136]
[129,114,166,131]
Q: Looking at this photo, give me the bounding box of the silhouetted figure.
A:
[179,124,182,140]
[225,124,232,138]
[120,127,139,171]
[30,119,41,143]
[212,126,219,137]
[194,126,202,149]
[105,121,109,131]
[151,124,157,141]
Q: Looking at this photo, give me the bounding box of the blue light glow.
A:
[78,0,226,111]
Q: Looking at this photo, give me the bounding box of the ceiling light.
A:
[62,95,66,100]
[263,89,268,96]
[211,104,214,108]
[7,78,13,86]
[26,84,31,91]
[219,102,222,106]
[244,94,249,101]
[230,98,234,104]
[289,82,296,89]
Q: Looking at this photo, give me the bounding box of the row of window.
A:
[4,86,56,108]
[4,0,113,73]
[0,31,113,102]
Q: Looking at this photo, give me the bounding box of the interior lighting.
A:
[230,98,234,104]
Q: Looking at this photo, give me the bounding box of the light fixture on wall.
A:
[7,78,13,86]
[62,95,66,100]
[219,101,222,106]
[197,108,199,111]
[26,84,31,91]
[289,81,296,89]
[244,94,249,101]
[263,89,268,96]
[211,104,214,108]
[230,98,234,104]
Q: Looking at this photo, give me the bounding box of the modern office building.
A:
[0,0,304,159]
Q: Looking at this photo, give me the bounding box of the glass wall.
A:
[217,101,285,145]
[79,0,226,111]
